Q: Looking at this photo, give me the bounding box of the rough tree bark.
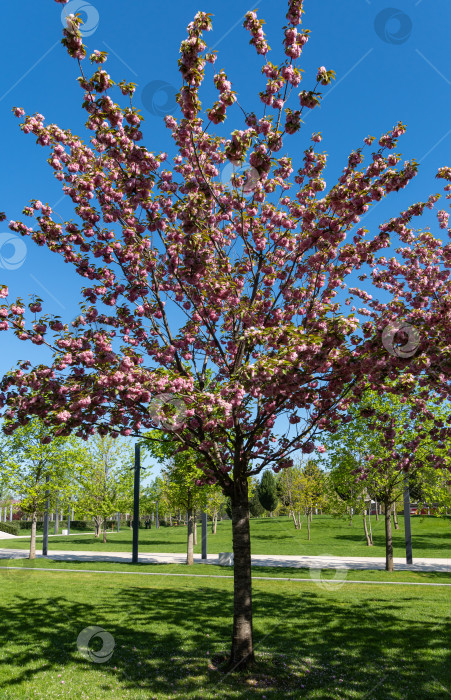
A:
[229,478,254,670]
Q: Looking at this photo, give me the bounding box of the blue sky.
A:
[0,0,450,478]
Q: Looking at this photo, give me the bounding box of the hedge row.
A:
[0,521,20,536]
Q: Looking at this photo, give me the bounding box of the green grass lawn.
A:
[2,514,450,559]
[1,558,451,584]
[0,568,449,699]
[16,528,95,536]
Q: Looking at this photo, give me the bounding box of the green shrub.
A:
[0,521,20,536]
[69,520,92,530]
[18,521,44,531]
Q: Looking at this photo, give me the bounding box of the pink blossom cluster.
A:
[437,209,449,230]
[207,71,236,124]
[61,14,86,60]
[284,27,309,59]
[243,11,270,56]
[286,0,305,26]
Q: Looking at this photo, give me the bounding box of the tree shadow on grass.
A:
[0,574,450,699]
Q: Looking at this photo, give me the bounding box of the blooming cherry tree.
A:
[1,0,451,668]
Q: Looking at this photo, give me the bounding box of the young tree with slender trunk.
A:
[322,390,450,570]
[205,485,226,534]
[74,434,134,542]
[1,0,451,669]
[2,419,80,558]
[144,431,210,564]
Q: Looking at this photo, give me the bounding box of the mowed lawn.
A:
[3,514,451,558]
[0,568,449,699]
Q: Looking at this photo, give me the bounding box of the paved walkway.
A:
[0,548,449,572]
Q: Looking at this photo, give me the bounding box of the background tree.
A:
[325,459,374,545]
[296,460,325,539]
[322,389,451,570]
[3,419,80,558]
[144,431,209,564]
[257,470,279,515]
[1,0,451,668]
[205,485,227,533]
[74,434,134,542]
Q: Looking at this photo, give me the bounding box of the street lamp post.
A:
[54,492,59,535]
[42,475,51,556]
[67,496,73,536]
[201,510,207,560]
[132,442,143,564]
[403,472,413,565]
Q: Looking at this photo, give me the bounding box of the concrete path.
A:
[0,548,449,572]
[0,532,18,540]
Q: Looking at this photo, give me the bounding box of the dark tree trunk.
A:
[103,519,107,543]
[193,510,198,546]
[229,479,254,670]
[385,501,394,571]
